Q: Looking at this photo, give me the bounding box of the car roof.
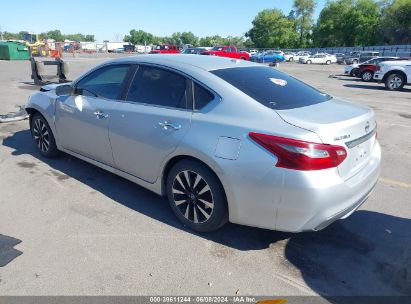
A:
[107,54,257,71]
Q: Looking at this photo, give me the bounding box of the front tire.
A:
[289,57,294,62]
[306,60,311,65]
[326,60,331,65]
[385,73,405,91]
[166,160,228,232]
[30,113,59,158]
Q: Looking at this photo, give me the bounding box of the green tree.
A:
[380,0,411,44]
[84,35,95,42]
[246,9,299,48]
[124,29,154,45]
[313,0,381,47]
[293,0,316,47]
[180,31,198,46]
[46,30,64,41]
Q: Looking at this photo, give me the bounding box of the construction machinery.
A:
[22,33,48,57]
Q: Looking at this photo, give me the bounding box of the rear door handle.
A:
[158,121,181,130]
[94,110,109,119]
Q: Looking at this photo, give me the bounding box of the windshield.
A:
[156,45,169,50]
[211,67,331,110]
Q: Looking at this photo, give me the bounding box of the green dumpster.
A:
[0,42,30,60]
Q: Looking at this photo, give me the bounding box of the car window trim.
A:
[121,63,192,111]
[74,63,133,101]
[120,62,221,112]
[191,80,218,111]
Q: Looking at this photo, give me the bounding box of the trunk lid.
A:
[276,98,377,180]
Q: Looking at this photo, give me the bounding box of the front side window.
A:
[126,66,188,109]
[211,66,331,110]
[76,65,130,100]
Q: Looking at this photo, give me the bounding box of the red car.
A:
[201,46,250,60]
[150,45,180,54]
[358,57,409,82]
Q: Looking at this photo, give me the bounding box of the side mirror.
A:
[55,84,73,96]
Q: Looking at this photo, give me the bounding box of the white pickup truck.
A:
[374,60,411,91]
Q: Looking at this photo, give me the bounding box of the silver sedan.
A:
[26,55,381,232]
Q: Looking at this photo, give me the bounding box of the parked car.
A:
[358,57,399,82]
[200,46,250,60]
[149,45,180,54]
[293,51,311,62]
[300,53,336,65]
[248,49,258,56]
[181,47,208,54]
[344,51,379,65]
[254,50,285,63]
[374,60,411,91]
[26,55,380,233]
[284,52,296,62]
[344,62,362,77]
[335,53,346,64]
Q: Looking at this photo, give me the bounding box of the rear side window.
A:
[193,83,214,110]
[211,67,331,110]
[76,65,130,100]
[126,66,188,109]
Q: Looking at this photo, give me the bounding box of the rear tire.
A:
[385,73,405,91]
[306,60,311,65]
[30,113,59,158]
[166,160,228,232]
[326,60,331,65]
[289,57,294,62]
[361,70,374,82]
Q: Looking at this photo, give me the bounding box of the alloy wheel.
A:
[32,118,50,153]
[172,170,214,224]
[389,76,403,89]
[363,71,373,81]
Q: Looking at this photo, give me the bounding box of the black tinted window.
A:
[127,66,188,109]
[193,83,214,110]
[211,67,331,110]
[77,65,130,99]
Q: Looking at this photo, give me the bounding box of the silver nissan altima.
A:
[26,55,381,232]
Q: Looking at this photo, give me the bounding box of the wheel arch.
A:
[161,154,229,210]
[161,154,227,198]
[383,70,407,82]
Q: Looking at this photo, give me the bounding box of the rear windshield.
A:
[211,67,331,110]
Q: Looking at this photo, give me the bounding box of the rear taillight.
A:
[249,133,347,171]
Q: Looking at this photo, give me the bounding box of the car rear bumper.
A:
[225,140,381,232]
[275,141,381,232]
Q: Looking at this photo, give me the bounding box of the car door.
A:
[109,65,192,183]
[55,64,132,166]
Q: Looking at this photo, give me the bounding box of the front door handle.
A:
[94,110,109,119]
[158,121,181,131]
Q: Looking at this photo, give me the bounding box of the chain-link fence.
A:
[260,45,411,58]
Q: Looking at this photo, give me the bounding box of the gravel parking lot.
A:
[0,55,410,298]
